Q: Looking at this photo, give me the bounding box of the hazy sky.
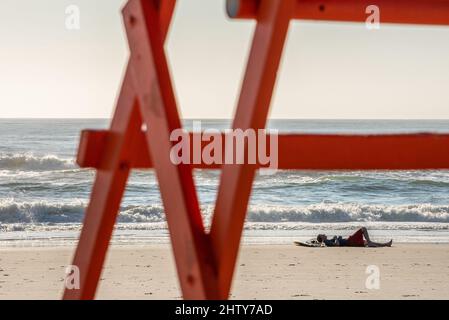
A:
[1,0,449,119]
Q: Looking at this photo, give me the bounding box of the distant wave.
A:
[0,200,86,224]
[247,203,449,223]
[0,200,166,224]
[0,154,75,171]
[2,200,449,225]
[253,171,449,190]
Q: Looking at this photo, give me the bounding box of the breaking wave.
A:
[0,154,75,171]
[2,200,449,226]
[247,203,449,223]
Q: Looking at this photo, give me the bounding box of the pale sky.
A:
[1,0,449,119]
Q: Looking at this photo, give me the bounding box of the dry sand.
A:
[0,244,448,299]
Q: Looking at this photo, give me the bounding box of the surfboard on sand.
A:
[294,240,323,248]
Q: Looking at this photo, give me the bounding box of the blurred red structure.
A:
[64,0,449,300]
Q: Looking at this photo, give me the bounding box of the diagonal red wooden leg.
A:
[63,68,142,300]
[63,1,177,300]
[210,0,295,299]
[123,0,218,299]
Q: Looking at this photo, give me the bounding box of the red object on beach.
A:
[347,229,366,247]
[64,0,449,300]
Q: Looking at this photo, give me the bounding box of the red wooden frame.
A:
[227,0,449,25]
[64,0,449,300]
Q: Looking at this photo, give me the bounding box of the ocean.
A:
[1,119,449,246]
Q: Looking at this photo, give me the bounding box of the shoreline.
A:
[0,243,448,299]
[2,221,449,247]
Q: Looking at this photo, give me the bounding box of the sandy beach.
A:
[0,243,448,300]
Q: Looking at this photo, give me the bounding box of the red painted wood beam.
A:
[124,0,219,299]
[78,130,449,170]
[227,0,449,25]
[63,0,177,300]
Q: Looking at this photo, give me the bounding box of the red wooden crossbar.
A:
[228,0,449,25]
[64,0,449,300]
[78,131,449,170]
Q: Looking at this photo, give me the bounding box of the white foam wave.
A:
[0,200,167,224]
[0,199,86,224]
[0,154,75,171]
[2,201,449,226]
[247,203,449,223]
